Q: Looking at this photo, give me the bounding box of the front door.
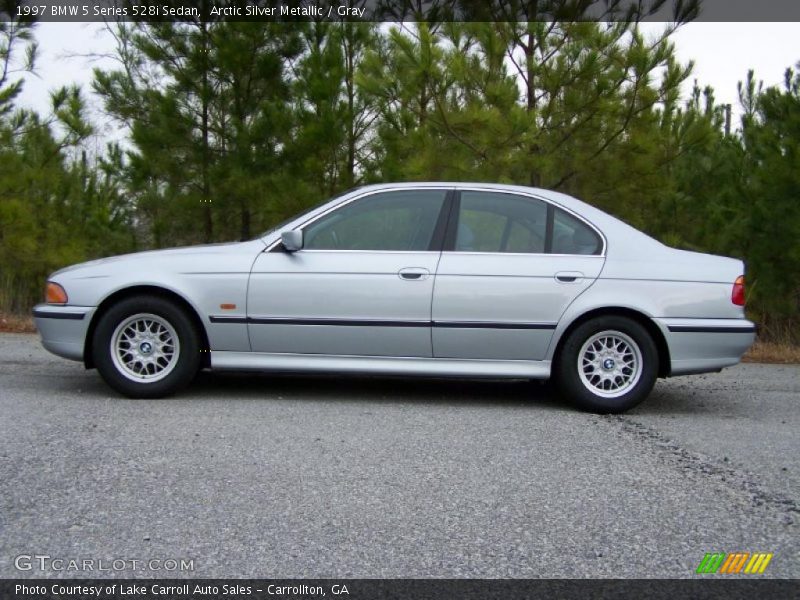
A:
[248,188,451,357]
[432,189,606,361]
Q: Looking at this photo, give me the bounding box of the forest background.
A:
[1,1,798,344]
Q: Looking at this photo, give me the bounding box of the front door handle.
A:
[555,271,584,283]
[399,267,430,281]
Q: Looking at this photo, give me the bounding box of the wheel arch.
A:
[551,307,671,378]
[83,285,211,370]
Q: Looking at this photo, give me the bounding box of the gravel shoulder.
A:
[0,333,797,578]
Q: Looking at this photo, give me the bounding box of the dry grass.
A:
[742,340,800,364]
[1,311,798,363]
[0,312,36,334]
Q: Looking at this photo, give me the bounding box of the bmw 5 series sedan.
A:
[33,183,756,413]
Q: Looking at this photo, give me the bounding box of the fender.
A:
[546,278,673,362]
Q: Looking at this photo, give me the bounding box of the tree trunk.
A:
[240,204,251,241]
[344,25,357,188]
[201,18,213,242]
[525,26,541,187]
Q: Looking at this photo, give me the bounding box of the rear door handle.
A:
[555,271,584,283]
[399,267,430,281]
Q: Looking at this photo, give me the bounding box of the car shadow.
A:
[186,370,569,411]
[62,367,727,415]
[55,362,745,416]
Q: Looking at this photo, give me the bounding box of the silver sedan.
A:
[33,183,756,413]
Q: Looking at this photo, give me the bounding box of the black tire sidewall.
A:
[92,296,201,398]
[555,316,658,413]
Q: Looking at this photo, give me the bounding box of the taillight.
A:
[731,275,745,306]
[45,282,68,304]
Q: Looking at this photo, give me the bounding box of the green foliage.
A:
[0,15,798,340]
[0,13,135,311]
[0,98,133,311]
[738,68,800,337]
[93,20,308,244]
[650,69,800,341]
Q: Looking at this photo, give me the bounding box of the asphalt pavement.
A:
[0,333,797,578]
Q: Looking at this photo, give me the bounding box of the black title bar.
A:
[2,579,800,600]
[3,0,800,23]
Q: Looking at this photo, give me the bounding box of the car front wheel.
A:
[554,316,658,413]
[92,296,201,398]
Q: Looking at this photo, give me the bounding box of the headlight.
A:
[45,281,68,304]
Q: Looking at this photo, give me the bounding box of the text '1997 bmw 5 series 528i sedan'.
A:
[33,183,756,413]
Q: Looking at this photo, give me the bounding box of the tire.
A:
[92,295,202,398]
[554,316,658,414]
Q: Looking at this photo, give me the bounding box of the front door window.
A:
[304,190,447,251]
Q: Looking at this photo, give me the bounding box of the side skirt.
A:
[211,351,551,379]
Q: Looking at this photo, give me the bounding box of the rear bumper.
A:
[33,304,95,362]
[656,318,756,376]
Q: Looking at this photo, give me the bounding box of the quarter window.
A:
[304,190,447,251]
[552,208,602,255]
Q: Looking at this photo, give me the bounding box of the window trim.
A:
[264,185,607,257]
[544,204,555,254]
[266,186,456,254]
[443,188,606,257]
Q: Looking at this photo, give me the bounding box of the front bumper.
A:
[656,317,757,376]
[33,304,96,362]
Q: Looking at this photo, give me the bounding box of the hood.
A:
[51,241,264,278]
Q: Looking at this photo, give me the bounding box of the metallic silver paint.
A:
[432,253,604,360]
[248,250,441,357]
[33,305,95,361]
[211,351,553,379]
[33,182,756,385]
[656,318,755,375]
[280,230,303,252]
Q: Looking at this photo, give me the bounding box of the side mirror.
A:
[281,230,303,252]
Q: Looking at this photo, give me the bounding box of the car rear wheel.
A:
[92,296,201,398]
[554,316,658,413]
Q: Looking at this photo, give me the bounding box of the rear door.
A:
[247,188,452,357]
[432,189,606,360]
